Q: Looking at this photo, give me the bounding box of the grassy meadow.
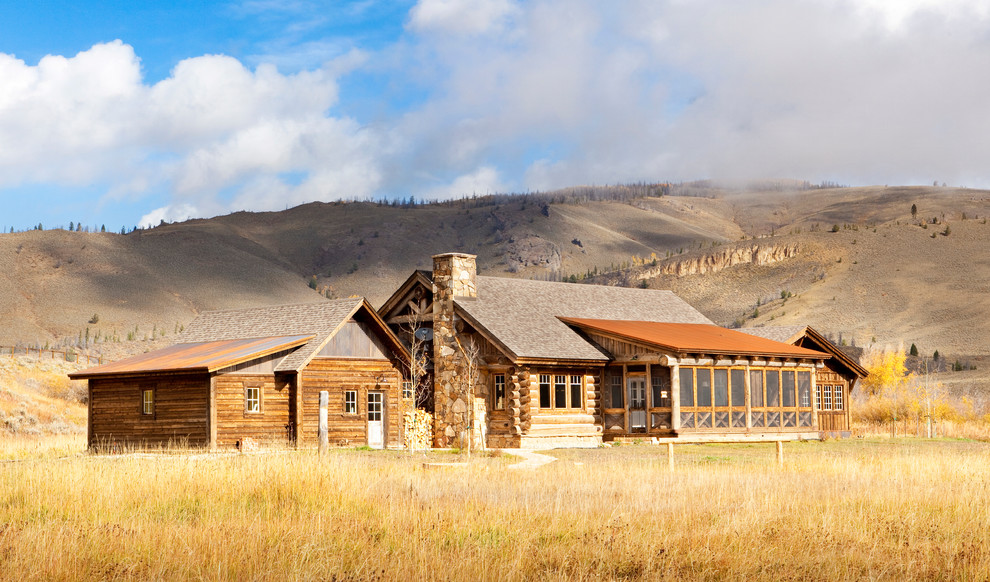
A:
[1,437,990,581]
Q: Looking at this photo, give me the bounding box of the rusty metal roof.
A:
[559,318,830,359]
[68,335,314,379]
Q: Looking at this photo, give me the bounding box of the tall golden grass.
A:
[2,436,990,581]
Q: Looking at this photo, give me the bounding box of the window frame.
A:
[493,374,506,410]
[344,390,358,415]
[569,375,583,410]
[141,388,155,417]
[833,385,843,411]
[402,381,413,400]
[244,383,261,414]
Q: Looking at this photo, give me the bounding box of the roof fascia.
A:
[803,326,869,378]
[378,270,434,319]
[205,336,315,373]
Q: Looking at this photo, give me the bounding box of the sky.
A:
[2,0,990,231]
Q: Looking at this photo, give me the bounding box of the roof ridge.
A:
[195,297,362,316]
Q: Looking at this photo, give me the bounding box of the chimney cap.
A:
[432,252,477,259]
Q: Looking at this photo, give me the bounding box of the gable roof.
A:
[68,335,313,379]
[560,318,830,360]
[453,276,715,362]
[741,325,868,378]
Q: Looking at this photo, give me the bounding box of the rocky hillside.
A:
[3,182,990,373]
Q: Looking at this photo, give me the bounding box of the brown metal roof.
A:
[559,318,830,359]
[68,335,314,379]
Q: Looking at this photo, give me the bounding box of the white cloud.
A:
[425,166,506,200]
[407,0,520,36]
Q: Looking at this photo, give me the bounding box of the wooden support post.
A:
[293,373,304,447]
[208,376,218,450]
[318,390,329,456]
[667,441,674,471]
[776,440,783,467]
[744,365,752,430]
[670,365,681,431]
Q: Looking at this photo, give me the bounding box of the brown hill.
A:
[3,183,990,376]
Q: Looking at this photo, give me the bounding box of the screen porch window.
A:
[798,372,811,407]
[539,375,551,409]
[696,368,712,407]
[766,370,780,407]
[833,385,843,410]
[245,386,260,413]
[782,371,796,407]
[609,375,623,408]
[142,389,154,416]
[344,390,357,414]
[679,369,695,407]
[730,369,745,407]
[750,370,764,407]
[493,374,506,409]
[569,375,582,409]
[651,375,670,407]
[713,369,728,407]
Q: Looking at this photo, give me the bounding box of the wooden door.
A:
[367,391,384,449]
[628,377,647,432]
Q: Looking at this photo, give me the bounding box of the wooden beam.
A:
[387,314,435,324]
[87,380,94,450]
[293,373,304,447]
[208,376,218,450]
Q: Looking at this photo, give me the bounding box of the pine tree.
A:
[909,343,918,357]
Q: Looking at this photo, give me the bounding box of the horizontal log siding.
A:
[89,374,209,448]
[301,358,403,448]
[214,374,292,447]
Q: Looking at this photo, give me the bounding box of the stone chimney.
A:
[432,253,477,448]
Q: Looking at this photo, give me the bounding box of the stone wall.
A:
[432,253,478,448]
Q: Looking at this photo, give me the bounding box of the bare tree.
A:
[454,334,485,457]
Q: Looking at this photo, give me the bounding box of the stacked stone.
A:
[431,253,478,448]
[403,409,433,450]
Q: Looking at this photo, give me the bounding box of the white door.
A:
[628,377,647,431]
[367,391,384,449]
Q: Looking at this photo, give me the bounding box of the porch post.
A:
[670,364,681,432]
[744,364,752,431]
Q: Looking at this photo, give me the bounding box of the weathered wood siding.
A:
[214,373,292,447]
[88,374,209,448]
[300,358,402,447]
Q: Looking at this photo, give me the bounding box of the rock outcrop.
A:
[638,242,800,280]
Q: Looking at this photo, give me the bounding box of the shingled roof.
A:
[454,276,715,362]
[177,298,395,372]
[739,325,807,344]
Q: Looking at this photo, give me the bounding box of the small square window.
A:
[402,381,413,400]
[142,389,154,416]
[245,386,260,413]
[345,390,357,414]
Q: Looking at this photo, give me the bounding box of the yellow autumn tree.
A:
[859,345,915,436]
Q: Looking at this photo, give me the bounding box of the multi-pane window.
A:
[833,385,843,410]
[569,376,583,409]
[142,389,154,416]
[245,386,260,413]
[823,386,833,410]
[815,385,822,410]
[344,390,357,414]
[493,374,506,409]
[539,374,551,409]
[554,375,567,408]
[402,381,413,400]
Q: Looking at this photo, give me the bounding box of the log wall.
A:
[300,358,403,448]
[214,373,293,447]
[88,374,209,448]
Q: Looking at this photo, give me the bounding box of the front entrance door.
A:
[367,391,384,449]
[628,377,646,432]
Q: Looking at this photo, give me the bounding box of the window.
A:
[782,371,795,407]
[823,386,832,410]
[569,375,583,409]
[713,369,728,407]
[245,385,260,413]
[750,370,764,407]
[696,368,712,407]
[798,372,811,407]
[554,375,567,408]
[609,375,623,408]
[730,369,745,407]
[345,390,357,414]
[493,375,506,409]
[142,389,154,416]
[679,369,695,407]
[815,384,822,410]
[539,374,551,409]
[402,381,413,400]
[651,374,670,407]
[833,385,843,410]
[766,370,780,407]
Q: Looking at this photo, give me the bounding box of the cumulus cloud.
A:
[8,0,990,227]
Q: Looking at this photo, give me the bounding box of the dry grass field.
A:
[2,436,990,581]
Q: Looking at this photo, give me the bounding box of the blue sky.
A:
[2,0,990,232]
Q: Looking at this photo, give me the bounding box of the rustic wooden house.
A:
[70,299,409,449]
[381,253,863,449]
[741,326,867,437]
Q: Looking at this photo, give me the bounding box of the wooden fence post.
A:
[776,440,783,467]
[318,390,329,456]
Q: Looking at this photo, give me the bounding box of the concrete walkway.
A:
[504,448,558,470]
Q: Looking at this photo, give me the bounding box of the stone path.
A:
[504,448,558,470]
